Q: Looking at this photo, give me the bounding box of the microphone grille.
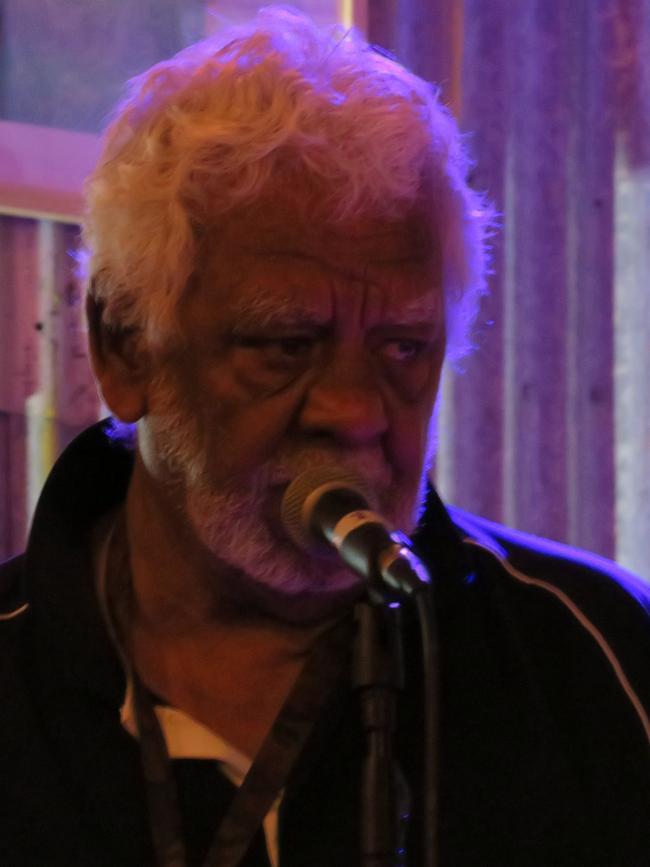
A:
[281,465,372,550]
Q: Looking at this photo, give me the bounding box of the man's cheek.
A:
[199,358,309,407]
[200,388,306,477]
[384,385,432,454]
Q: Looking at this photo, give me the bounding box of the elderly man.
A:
[1,8,648,867]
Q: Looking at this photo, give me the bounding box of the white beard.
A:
[137,375,432,603]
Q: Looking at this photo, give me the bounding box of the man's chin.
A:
[212,553,367,625]
[179,511,367,624]
[244,577,366,625]
[184,474,421,623]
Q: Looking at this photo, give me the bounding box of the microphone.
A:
[280,466,431,599]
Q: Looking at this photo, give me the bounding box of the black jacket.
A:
[1,422,648,866]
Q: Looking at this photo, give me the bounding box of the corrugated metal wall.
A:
[389,0,650,579]
[0,217,99,558]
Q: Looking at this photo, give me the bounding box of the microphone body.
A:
[281,468,430,599]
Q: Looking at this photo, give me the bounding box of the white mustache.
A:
[267,449,392,492]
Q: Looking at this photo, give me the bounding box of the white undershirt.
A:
[119,680,282,866]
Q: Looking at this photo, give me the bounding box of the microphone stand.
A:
[353,599,410,867]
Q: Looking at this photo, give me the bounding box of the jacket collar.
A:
[23,421,133,705]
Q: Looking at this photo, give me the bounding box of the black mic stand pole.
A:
[353,598,409,867]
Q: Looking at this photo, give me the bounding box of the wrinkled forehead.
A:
[173,190,446,341]
[198,192,440,283]
[220,283,442,330]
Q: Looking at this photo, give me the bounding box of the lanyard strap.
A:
[201,614,352,867]
[103,511,353,867]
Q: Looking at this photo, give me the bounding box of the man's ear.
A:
[86,294,150,423]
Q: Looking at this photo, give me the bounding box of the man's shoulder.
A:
[447,506,649,721]
[0,555,30,690]
[449,504,650,615]
[0,556,32,740]
[0,554,28,621]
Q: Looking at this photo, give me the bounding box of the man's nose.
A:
[297,353,388,445]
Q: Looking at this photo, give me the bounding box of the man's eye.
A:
[273,337,314,358]
[236,335,316,364]
[382,338,428,362]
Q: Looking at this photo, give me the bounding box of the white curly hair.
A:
[81,5,492,362]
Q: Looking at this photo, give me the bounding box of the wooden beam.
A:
[0,121,101,224]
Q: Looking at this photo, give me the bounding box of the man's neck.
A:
[123,458,327,756]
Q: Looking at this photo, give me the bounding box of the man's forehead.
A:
[189,195,443,327]
[205,196,438,269]
[226,287,442,327]
[243,217,433,260]
[224,288,443,338]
